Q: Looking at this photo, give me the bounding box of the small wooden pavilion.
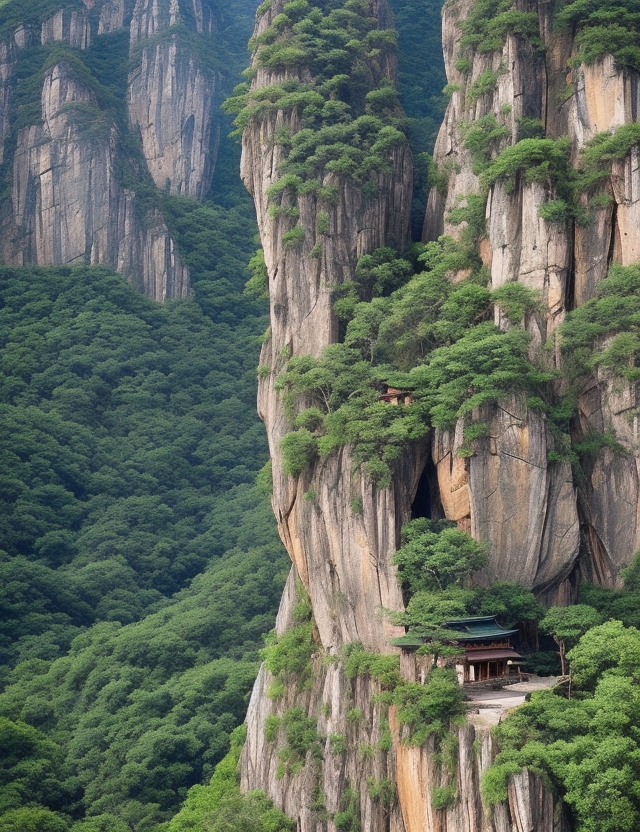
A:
[391,615,523,685]
[378,387,412,405]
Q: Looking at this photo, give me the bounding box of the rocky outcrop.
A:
[393,721,568,832]
[240,0,640,827]
[433,395,579,597]
[128,0,218,199]
[242,569,407,832]
[239,0,426,825]
[2,61,189,301]
[241,0,414,651]
[0,0,223,298]
[576,368,640,586]
[243,569,569,832]
[0,39,15,164]
[425,4,640,597]
[40,7,91,47]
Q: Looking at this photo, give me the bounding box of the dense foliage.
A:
[458,0,541,55]
[166,726,295,832]
[0,264,270,668]
[480,562,640,829]
[0,246,292,831]
[342,643,465,747]
[483,620,640,832]
[223,0,410,249]
[559,261,640,382]
[0,543,287,828]
[556,0,640,72]
[277,238,549,485]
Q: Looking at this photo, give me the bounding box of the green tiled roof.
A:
[391,616,518,649]
[444,616,517,641]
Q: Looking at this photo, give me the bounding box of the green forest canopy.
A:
[0,148,291,832]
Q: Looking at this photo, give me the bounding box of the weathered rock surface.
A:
[241,0,640,828]
[394,720,568,832]
[2,62,189,301]
[242,569,407,832]
[576,369,640,586]
[425,4,640,598]
[0,39,15,164]
[41,7,91,47]
[240,0,426,826]
[241,0,414,652]
[0,0,224,298]
[244,570,569,832]
[128,0,218,199]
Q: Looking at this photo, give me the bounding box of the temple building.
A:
[391,615,524,685]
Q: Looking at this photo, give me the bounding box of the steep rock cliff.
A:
[128,0,219,199]
[427,0,640,600]
[2,58,189,301]
[238,0,429,825]
[0,0,222,298]
[239,0,640,829]
[241,0,415,654]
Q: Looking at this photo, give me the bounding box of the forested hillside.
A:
[0,0,446,825]
[0,0,306,821]
[0,216,294,831]
[11,0,640,829]
[0,45,292,830]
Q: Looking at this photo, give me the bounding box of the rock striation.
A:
[426,2,640,601]
[2,58,189,301]
[239,0,640,828]
[241,0,414,654]
[128,0,219,199]
[0,0,221,299]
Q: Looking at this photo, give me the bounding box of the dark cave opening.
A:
[410,458,443,521]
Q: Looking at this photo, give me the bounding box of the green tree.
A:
[393,668,465,745]
[539,605,602,676]
[393,519,487,597]
[484,621,640,831]
[0,718,75,814]
[390,588,473,663]
[167,727,294,832]
[0,808,69,832]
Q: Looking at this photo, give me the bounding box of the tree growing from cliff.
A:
[484,622,640,832]
[393,518,487,597]
[539,604,603,677]
[559,261,640,382]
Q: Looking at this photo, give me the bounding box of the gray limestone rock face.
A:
[41,8,91,48]
[2,62,189,301]
[571,58,640,303]
[240,0,640,827]
[97,0,127,34]
[577,370,640,586]
[0,0,227,299]
[0,39,16,164]
[425,0,640,600]
[241,0,414,655]
[128,0,218,199]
